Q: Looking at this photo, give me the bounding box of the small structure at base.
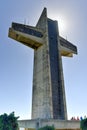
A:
[18,119,80,130]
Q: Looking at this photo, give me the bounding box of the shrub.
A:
[38,125,55,130]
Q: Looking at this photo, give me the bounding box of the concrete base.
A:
[18,119,80,130]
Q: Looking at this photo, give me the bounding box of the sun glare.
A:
[49,14,67,36]
[57,17,67,34]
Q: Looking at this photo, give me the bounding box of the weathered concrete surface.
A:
[8,7,77,120]
[18,119,80,130]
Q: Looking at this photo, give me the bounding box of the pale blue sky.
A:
[0,0,87,120]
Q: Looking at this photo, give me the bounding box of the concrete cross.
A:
[8,8,77,120]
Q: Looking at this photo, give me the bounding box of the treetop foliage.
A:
[0,112,19,130]
[80,118,87,130]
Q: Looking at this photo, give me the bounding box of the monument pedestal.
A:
[18,119,80,130]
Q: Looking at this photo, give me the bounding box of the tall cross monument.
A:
[8,8,77,120]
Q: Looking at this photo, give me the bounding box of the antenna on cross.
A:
[24,19,26,25]
[27,20,29,25]
[24,19,29,25]
[66,36,67,41]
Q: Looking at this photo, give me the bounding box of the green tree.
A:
[38,125,55,130]
[0,112,19,130]
[80,118,87,130]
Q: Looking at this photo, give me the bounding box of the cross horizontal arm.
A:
[8,22,44,49]
[8,22,77,56]
[59,36,77,57]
